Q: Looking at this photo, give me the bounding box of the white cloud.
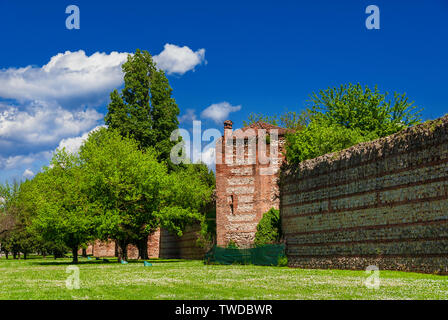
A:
[179,108,197,123]
[57,125,106,154]
[0,46,205,108]
[0,102,103,155]
[0,50,129,107]
[22,169,34,179]
[0,150,52,170]
[153,44,206,75]
[200,102,241,124]
[0,45,206,181]
[200,146,215,169]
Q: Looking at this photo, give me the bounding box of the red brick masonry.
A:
[215,121,287,248]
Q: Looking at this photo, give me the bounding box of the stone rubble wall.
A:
[159,224,208,260]
[280,116,448,274]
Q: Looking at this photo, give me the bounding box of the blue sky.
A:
[0,0,447,183]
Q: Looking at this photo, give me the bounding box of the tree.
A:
[79,128,165,262]
[0,181,40,260]
[307,83,421,137]
[254,208,282,246]
[105,49,180,170]
[30,150,97,264]
[80,128,214,261]
[285,119,370,164]
[0,182,18,237]
[158,164,214,237]
[285,83,422,164]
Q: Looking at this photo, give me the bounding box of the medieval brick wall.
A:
[92,225,206,260]
[216,121,287,248]
[280,115,448,274]
[93,240,116,257]
[92,230,160,259]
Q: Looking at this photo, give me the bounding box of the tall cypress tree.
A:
[105,49,180,169]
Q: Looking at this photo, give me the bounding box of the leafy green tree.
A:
[79,128,165,261]
[30,151,97,263]
[79,128,212,261]
[308,83,421,137]
[254,208,282,246]
[159,164,214,236]
[285,119,370,164]
[0,182,18,237]
[105,49,180,170]
[181,163,216,248]
[0,182,18,258]
[0,181,40,259]
[285,83,422,164]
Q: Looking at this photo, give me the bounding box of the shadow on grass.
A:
[30,257,188,266]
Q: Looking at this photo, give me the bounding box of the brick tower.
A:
[215,120,287,248]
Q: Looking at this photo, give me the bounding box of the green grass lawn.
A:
[0,256,447,300]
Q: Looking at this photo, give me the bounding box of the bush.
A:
[227,239,239,249]
[254,208,281,246]
[277,255,288,267]
[286,119,371,164]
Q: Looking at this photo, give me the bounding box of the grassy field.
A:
[0,256,447,300]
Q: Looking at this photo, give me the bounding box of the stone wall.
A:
[159,224,208,260]
[280,116,448,274]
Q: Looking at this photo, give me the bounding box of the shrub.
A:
[227,239,239,249]
[277,255,288,267]
[254,208,281,246]
[286,119,371,164]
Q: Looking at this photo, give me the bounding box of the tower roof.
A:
[241,121,289,136]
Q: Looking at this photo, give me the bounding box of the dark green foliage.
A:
[205,244,286,266]
[226,240,239,249]
[185,163,216,248]
[277,255,288,267]
[254,208,282,246]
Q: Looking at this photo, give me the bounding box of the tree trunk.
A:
[82,248,87,258]
[13,251,17,259]
[72,248,78,264]
[137,238,149,260]
[24,252,27,260]
[117,240,128,263]
[5,252,8,259]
